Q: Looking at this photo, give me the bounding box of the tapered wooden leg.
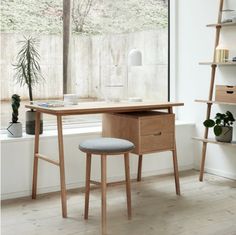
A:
[137,154,143,182]
[168,107,180,195]
[199,142,207,181]
[57,115,67,218]
[199,103,212,182]
[124,153,132,219]
[32,111,41,199]
[101,154,107,235]
[84,153,92,220]
[172,144,180,196]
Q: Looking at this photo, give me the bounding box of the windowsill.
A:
[0,120,195,143]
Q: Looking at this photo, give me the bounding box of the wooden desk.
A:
[26,101,184,218]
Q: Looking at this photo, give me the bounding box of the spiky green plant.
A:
[11,94,21,123]
[13,36,44,102]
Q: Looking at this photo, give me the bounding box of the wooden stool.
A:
[79,137,134,234]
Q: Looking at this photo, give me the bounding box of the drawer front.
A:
[140,114,174,136]
[215,85,236,103]
[216,85,236,92]
[140,132,174,153]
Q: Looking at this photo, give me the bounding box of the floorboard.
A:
[1,170,236,235]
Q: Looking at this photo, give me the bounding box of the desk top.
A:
[25,101,184,116]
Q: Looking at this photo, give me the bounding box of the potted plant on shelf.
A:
[203,111,235,143]
[7,94,22,138]
[13,36,44,135]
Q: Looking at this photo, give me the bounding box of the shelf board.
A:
[207,22,236,27]
[193,137,236,147]
[199,62,236,66]
[195,100,236,106]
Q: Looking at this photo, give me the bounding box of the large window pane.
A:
[1,0,169,130]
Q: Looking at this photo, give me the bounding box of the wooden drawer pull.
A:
[153,132,162,136]
[226,86,233,88]
[226,91,234,94]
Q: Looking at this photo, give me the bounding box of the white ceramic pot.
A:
[7,122,22,138]
[215,126,233,143]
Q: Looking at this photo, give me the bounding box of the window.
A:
[0,0,169,130]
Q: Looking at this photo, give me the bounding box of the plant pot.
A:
[7,122,22,137]
[26,110,43,135]
[215,126,233,143]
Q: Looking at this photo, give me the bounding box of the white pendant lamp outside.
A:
[127,49,143,101]
[128,49,142,66]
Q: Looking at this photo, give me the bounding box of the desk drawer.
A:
[140,132,174,153]
[140,114,174,136]
[102,112,175,154]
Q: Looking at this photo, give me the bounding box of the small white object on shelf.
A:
[128,97,143,102]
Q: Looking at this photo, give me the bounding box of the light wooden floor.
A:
[2,170,236,235]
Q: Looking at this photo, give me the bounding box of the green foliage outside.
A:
[1,0,168,35]
[1,0,63,34]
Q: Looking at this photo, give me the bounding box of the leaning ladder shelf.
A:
[194,0,236,182]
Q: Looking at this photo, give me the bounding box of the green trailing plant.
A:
[13,36,44,103]
[11,94,21,123]
[203,111,235,136]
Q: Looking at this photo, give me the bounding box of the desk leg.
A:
[32,111,41,199]
[57,115,67,218]
[172,144,180,195]
[169,107,180,196]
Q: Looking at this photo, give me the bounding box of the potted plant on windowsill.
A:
[13,36,44,135]
[203,111,235,143]
[7,94,22,138]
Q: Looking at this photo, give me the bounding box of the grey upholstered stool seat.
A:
[79,137,134,154]
[79,137,134,234]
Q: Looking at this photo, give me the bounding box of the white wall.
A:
[176,0,236,179]
[1,123,194,200]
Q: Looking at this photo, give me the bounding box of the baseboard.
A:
[140,164,194,178]
[194,165,236,180]
[1,164,193,200]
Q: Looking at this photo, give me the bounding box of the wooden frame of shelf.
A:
[195,100,236,106]
[193,137,236,147]
[194,0,236,182]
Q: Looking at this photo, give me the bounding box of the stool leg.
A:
[124,152,132,219]
[137,154,143,182]
[101,154,107,234]
[84,153,92,220]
